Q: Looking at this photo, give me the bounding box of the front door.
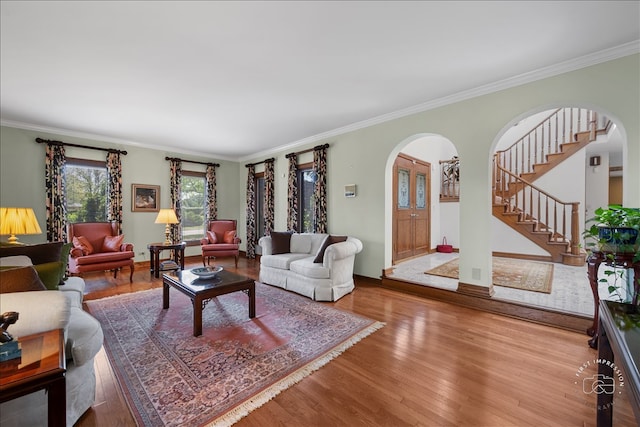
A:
[393,153,430,264]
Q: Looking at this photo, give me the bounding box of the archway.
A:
[384,133,459,269]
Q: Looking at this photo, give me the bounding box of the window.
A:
[65,158,108,223]
[297,163,315,233]
[254,173,265,238]
[181,172,206,243]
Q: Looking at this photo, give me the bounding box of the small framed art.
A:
[132,184,160,212]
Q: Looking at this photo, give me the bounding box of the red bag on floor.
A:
[436,237,453,253]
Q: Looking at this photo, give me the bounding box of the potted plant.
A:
[584,205,640,253]
[583,205,640,305]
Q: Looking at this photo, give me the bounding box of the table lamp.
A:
[0,207,43,244]
[154,208,179,244]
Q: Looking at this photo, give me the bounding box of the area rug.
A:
[85,284,384,427]
[424,257,554,293]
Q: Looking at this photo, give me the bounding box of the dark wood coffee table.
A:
[0,329,66,427]
[162,269,256,336]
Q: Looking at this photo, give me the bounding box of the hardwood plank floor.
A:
[76,257,636,427]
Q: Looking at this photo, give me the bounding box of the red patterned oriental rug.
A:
[86,283,384,427]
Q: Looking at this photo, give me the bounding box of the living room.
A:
[1,2,639,426]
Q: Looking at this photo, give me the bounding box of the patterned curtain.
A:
[313,145,328,233]
[169,159,182,243]
[106,151,123,234]
[286,154,298,231]
[45,143,67,242]
[264,159,275,236]
[205,163,217,222]
[245,165,256,259]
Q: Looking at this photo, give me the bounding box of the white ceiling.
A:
[1,1,639,161]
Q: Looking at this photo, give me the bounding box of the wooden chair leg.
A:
[113,268,118,279]
[235,255,238,268]
[129,265,134,282]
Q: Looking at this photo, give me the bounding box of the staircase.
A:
[493,108,610,265]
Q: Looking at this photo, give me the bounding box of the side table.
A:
[0,329,66,427]
[587,250,640,348]
[148,241,186,278]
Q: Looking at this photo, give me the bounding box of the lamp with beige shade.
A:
[0,207,43,245]
[155,208,179,245]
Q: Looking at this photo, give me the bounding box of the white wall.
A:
[2,54,639,283]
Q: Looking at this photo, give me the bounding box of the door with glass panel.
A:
[393,153,431,263]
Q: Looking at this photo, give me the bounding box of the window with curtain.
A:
[180,171,206,243]
[65,158,108,223]
[297,163,315,233]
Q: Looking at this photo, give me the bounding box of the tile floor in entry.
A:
[387,252,633,317]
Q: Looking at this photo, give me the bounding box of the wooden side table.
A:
[0,329,66,427]
[587,250,640,348]
[148,242,186,279]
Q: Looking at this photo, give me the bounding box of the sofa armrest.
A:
[200,238,208,245]
[258,236,273,255]
[0,291,70,338]
[70,247,84,258]
[120,242,134,252]
[66,308,103,366]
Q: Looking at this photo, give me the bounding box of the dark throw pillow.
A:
[313,235,348,263]
[59,242,72,284]
[0,266,47,293]
[271,231,293,255]
[33,261,64,290]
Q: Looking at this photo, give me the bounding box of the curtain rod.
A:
[245,157,275,168]
[285,143,329,159]
[35,138,128,155]
[165,156,220,167]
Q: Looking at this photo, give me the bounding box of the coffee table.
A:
[162,269,256,336]
[0,329,66,427]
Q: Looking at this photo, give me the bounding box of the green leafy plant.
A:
[583,205,640,304]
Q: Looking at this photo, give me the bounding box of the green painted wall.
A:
[1,54,638,284]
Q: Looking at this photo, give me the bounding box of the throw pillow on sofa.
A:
[313,235,348,263]
[271,231,293,255]
[0,266,47,293]
[206,231,218,244]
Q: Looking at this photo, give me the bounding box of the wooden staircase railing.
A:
[493,160,581,259]
[496,107,597,178]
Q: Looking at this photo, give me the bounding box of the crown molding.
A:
[3,41,638,164]
[240,41,639,162]
[0,119,237,162]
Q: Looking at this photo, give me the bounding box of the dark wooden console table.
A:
[587,250,640,348]
[596,301,639,427]
[148,241,186,279]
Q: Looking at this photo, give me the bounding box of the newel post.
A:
[570,202,580,255]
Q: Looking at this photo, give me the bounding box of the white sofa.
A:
[258,233,363,301]
[0,259,104,426]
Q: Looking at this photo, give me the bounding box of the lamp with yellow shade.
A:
[0,207,43,245]
[154,208,179,245]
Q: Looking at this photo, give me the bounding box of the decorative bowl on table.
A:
[190,266,223,279]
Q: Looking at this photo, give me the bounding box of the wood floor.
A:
[75,257,637,427]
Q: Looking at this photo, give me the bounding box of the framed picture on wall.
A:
[132,184,160,212]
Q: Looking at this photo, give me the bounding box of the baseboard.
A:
[491,251,552,262]
[457,281,494,297]
[379,276,592,334]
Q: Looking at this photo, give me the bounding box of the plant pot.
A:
[598,226,639,252]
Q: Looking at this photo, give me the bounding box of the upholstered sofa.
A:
[67,221,135,281]
[0,247,104,426]
[258,232,363,301]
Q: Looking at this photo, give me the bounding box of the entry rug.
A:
[86,284,384,427]
[425,257,554,293]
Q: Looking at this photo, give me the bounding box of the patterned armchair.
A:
[200,219,241,267]
[67,221,135,281]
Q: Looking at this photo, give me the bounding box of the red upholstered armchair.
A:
[67,222,135,281]
[200,219,241,267]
